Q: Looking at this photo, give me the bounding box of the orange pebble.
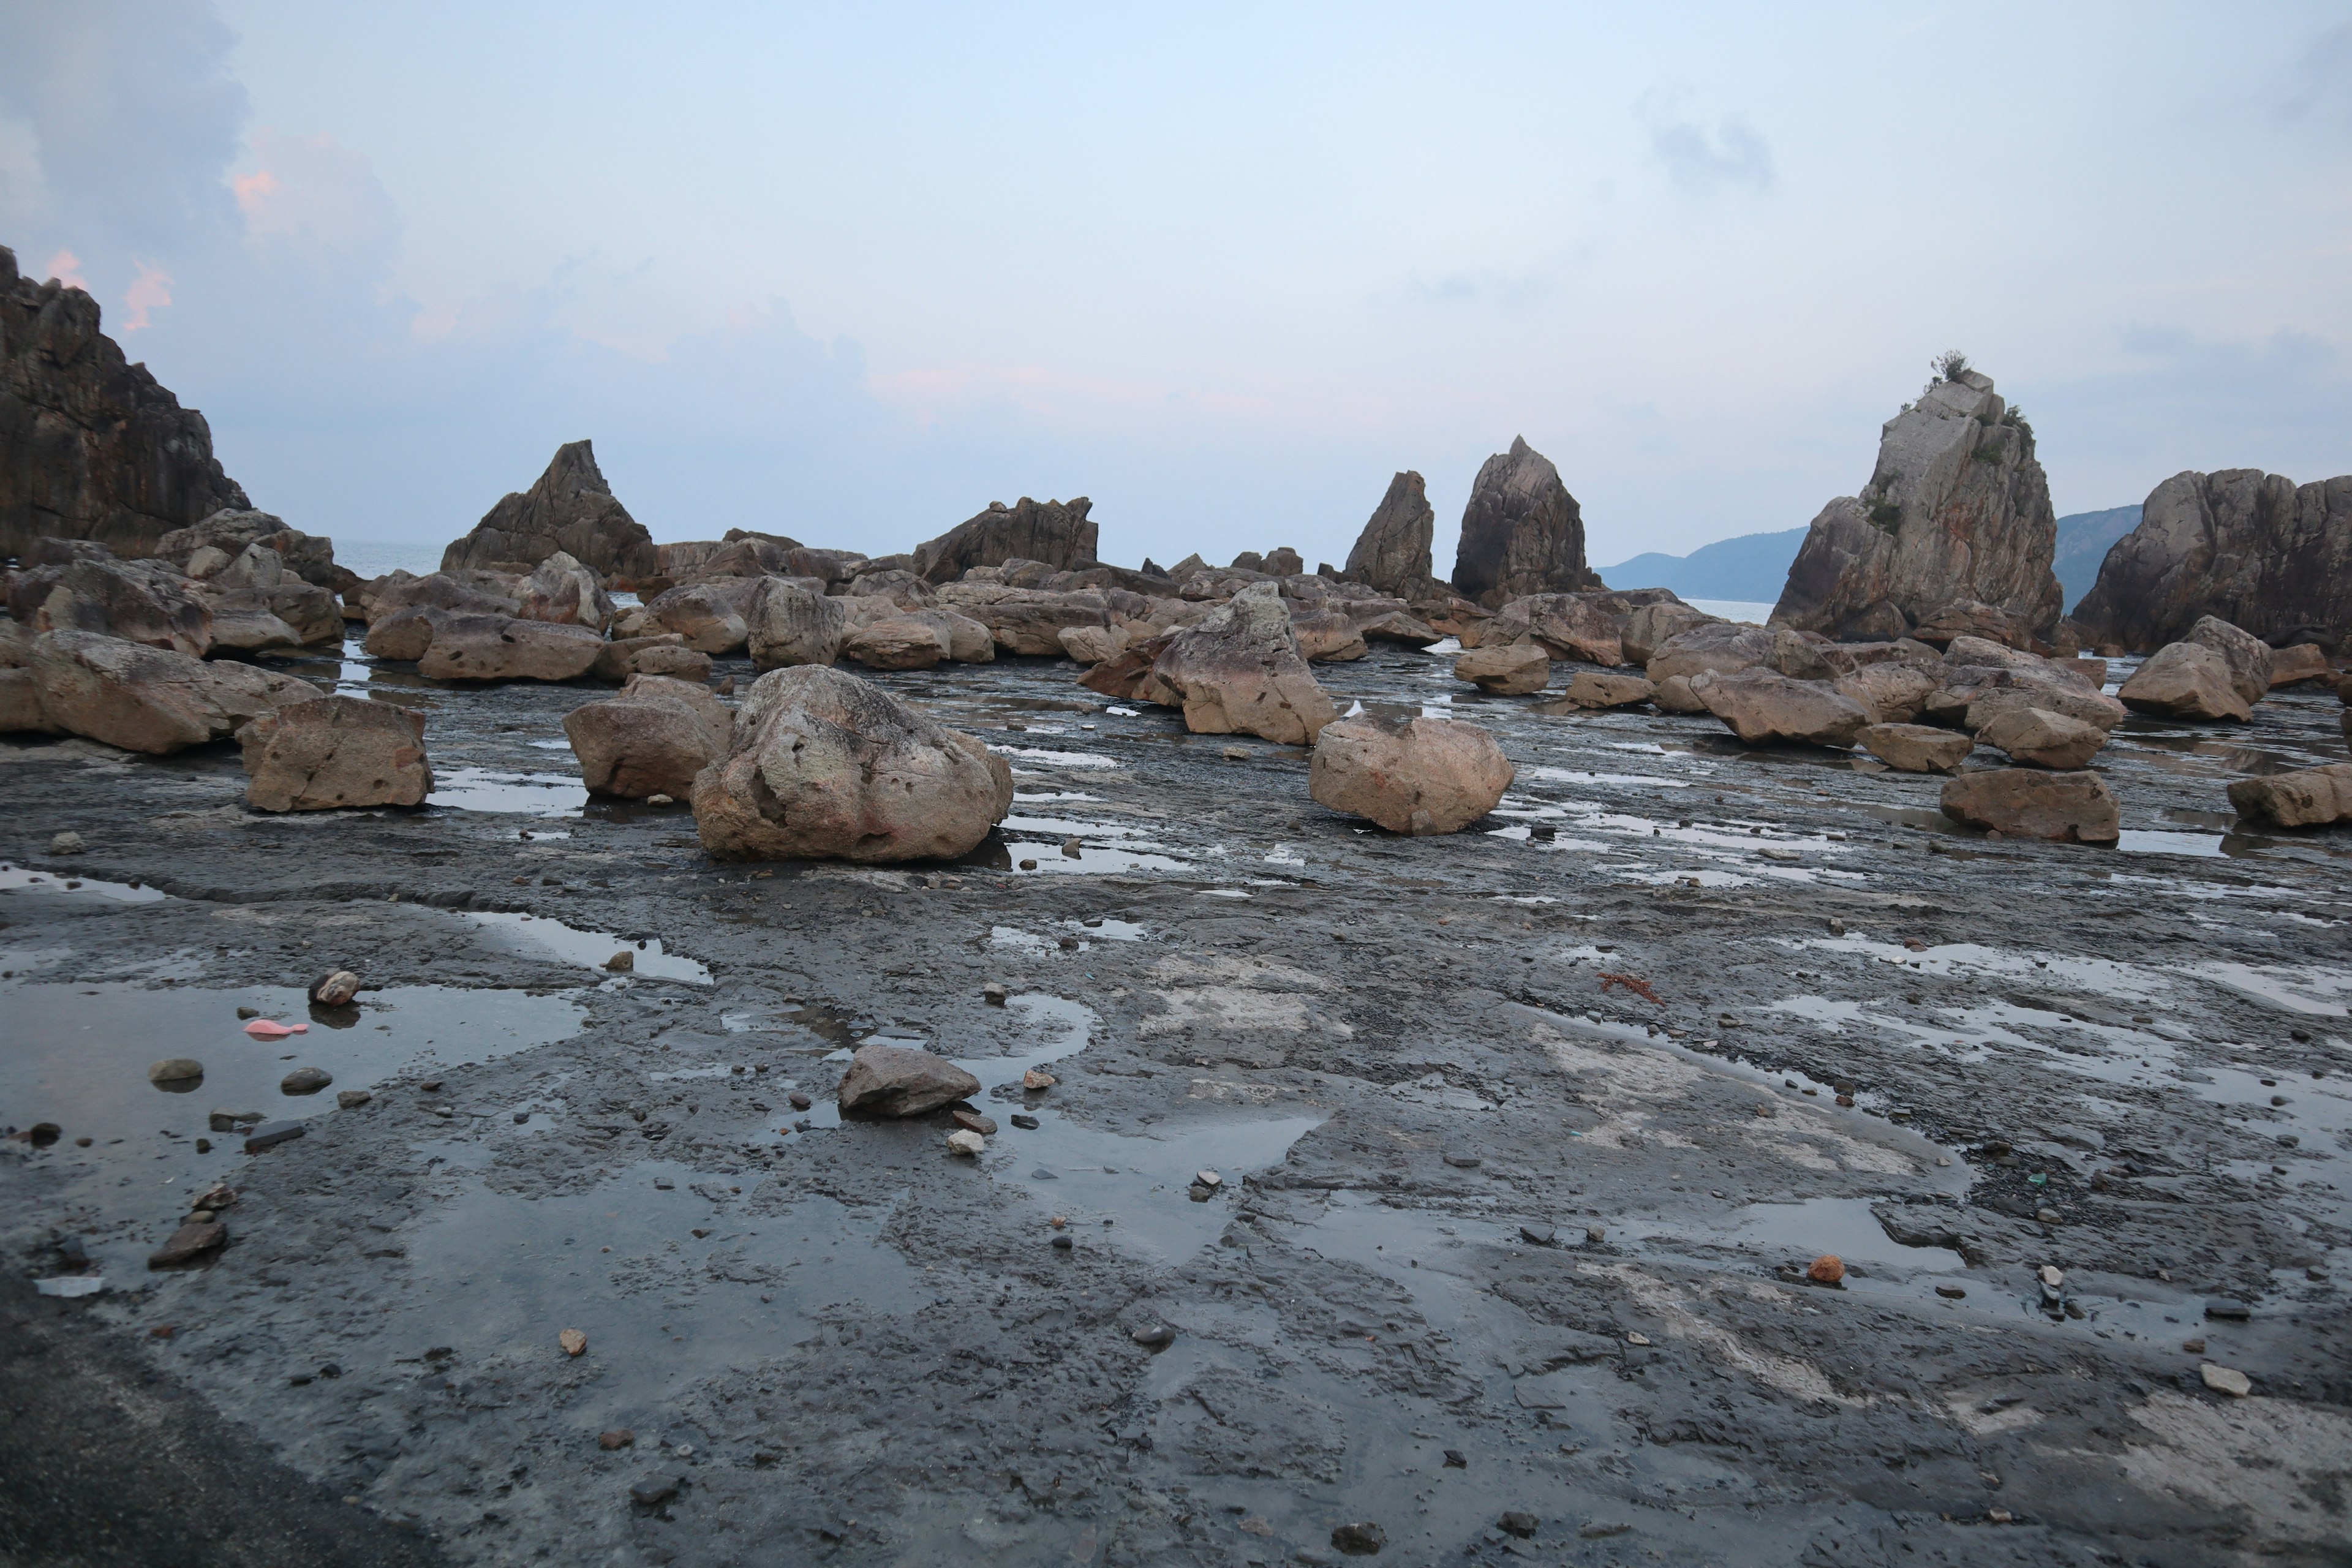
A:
[1807,1254,1845,1284]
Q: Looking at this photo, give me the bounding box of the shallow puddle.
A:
[427,767,589,817]
[461,910,712,984]
[0,864,170,903]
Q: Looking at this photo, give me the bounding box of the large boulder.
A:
[415,615,604,682]
[0,247,252,563]
[1148,582,1336,744]
[1485,592,1627,666]
[515,551,616,631]
[590,633,709,682]
[1643,622,1841,683]
[240,696,432,811]
[1859,723,1974,773]
[564,674,731,799]
[2227,764,2352,829]
[1355,610,1442,647]
[0,666,60,734]
[28,629,317,753]
[12,555,213,655]
[1549,672,1655,709]
[744,578,849,671]
[835,1044,982,1118]
[1341,471,1447,599]
[1940,769,2120,843]
[1057,624,1123,665]
[362,605,444,662]
[638,577,764,655]
[1288,609,1368,662]
[842,617,948,671]
[1929,635,2127,731]
[354,569,519,625]
[1835,663,1938,725]
[933,584,1110,656]
[2117,642,2252,722]
[1309,715,1513,835]
[1977,706,2108,770]
[691,665,1012,861]
[1621,601,1719,665]
[1771,367,2062,642]
[440,441,658,582]
[1691,668,1871,748]
[2267,644,2332,687]
[154,508,353,596]
[2073,469,2352,652]
[912,497,1098,584]
[2182,616,2272,707]
[1451,437,1598,607]
[1453,643,1550,695]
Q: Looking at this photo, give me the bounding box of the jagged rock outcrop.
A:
[154,510,354,595]
[1451,437,1597,607]
[440,441,658,582]
[1772,369,2061,643]
[1,247,252,563]
[1342,470,1445,598]
[911,497,1098,584]
[2073,470,2352,652]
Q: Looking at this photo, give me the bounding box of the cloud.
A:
[2281,23,2352,132]
[119,260,171,330]
[43,248,88,290]
[1640,101,1775,195]
[232,128,399,266]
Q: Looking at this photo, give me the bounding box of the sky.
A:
[2,1,2348,576]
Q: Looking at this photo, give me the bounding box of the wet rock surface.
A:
[3,627,2350,1568]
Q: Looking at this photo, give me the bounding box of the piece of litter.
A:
[36,1276,105,1298]
[243,1019,307,1039]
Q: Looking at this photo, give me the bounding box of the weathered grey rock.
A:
[154,508,354,595]
[1548,672,1655,709]
[1978,706,2107,770]
[0,667,60,733]
[637,578,764,655]
[309,971,362,1006]
[1773,368,2062,641]
[441,441,658,582]
[842,616,948,671]
[934,584,1110,657]
[913,497,1098,584]
[1487,594,1625,666]
[416,615,603,683]
[1289,609,1368,662]
[1940,769,2120,842]
[361,605,444,663]
[1058,624,1123,665]
[565,675,731,799]
[1453,642,1550,695]
[189,573,341,652]
[1645,622,1777,683]
[935,609,995,663]
[29,629,316,753]
[1907,598,2034,650]
[836,1043,982,1118]
[1651,673,1709,714]
[516,551,615,630]
[1309,715,1513,835]
[0,248,252,563]
[12,556,213,655]
[2182,616,2272,706]
[1835,663,1937,725]
[590,633,709,683]
[355,569,519,627]
[1859,723,1974,773]
[1342,471,1446,598]
[1355,610,1442,647]
[1621,601,1719,665]
[1079,633,1177,704]
[146,1221,227,1268]
[240,696,432,811]
[2073,469,2352,651]
[2267,643,2332,687]
[2117,642,2252,722]
[279,1066,333,1095]
[1150,582,1336,743]
[692,665,1012,861]
[744,579,848,671]
[1452,437,1597,606]
[1692,668,1871,748]
[2227,764,2352,827]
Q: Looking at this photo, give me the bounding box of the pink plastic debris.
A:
[241,1019,308,1039]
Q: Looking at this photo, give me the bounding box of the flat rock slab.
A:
[1940,768,2120,842]
[836,1043,982,1118]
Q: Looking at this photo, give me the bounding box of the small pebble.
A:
[600,1428,635,1450]
[147,1058,204,1084]
[946,1129,986,1156]
[2199,1362,2252,1397]
[1023,1069,1055,1091]
[281,1066,333,1095]
[337,1090,372,1110]
[1010,1113,1040,1129]
[1808,1254,1845,1285]
[559,1328,588,1357]
[1131,1324,1175,1349]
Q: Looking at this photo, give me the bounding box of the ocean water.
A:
[1686,598,1776,625]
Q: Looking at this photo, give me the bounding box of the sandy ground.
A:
[2,636,2348,1567]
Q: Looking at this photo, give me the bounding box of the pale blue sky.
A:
[3,2,2347,572]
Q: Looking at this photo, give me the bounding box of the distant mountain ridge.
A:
[1599,507,2141,613]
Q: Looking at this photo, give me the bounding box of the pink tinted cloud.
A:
[232,129,396,261]
[120,262,173,331]
[43,249,89,291]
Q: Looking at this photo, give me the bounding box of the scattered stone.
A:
[1808,1255,1846,1284]
[1330,1521,1387,1556]
[2227,763,2352,828]
[1940,769,2120,843]
[208,1110,260,1131]
[1010,1113,1039,1129]
[565,674,733,799]
[946,1130,986,1156]
[628,1475,681,1509]
[148,1058,203,1084]
[307,970,363,1007]
[2117,640,2252,721]
[243,1120,305,1153]
[1625,1332,1651,1346]
[983,982,1009,1005]
[1518,1225,1555,1246]
[2199,1363,2252,1397]
[1935,1284,1967,1299]
[1585,1225,1605,1244]
[2204,1298,2251,1321]
[1978,706,2108,769]
[835,1044,982,1118]
[335,1090,372,1110]
[48,830,85,854]
[1023,1069,1055,1090]
[1453,642,1550,695]
[241,696,433,811]
[280,1066,333,1095]
[1194,1169,1223,1191]
[599,1429,635,1450]
[1692,667,1871,748]
[559,1328,587,1357]
[951,1109,998,1135]
[788,1091,813,1110]
[147,1221,226,1268]
[1131,1324,1176,1349]
[1498,1512,1538,1539]
[1150,582,1337,743]
[1310,714,1514,836]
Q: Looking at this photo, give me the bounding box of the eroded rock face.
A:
[1772,369,2062,642]
[692,665,1012,862]
[1288,609,1367,663]
[13,556,213,655]
[744,579,848,671]
[240,696,432,811]
[637,577,766,655]
[2183,616,2273,707]
[1150,582,1336,744]
[913,497,1098,584]
[1453,643,1550,695]
[1622,601,1719,665]
[28,629,316,753]
[1355,611,1441,647]
[0,248,252,563]
[155,509,353,595]
[2117,642,2252,722]
[1860,723,1974,774]
[415,615,604,682]
[1836,663,1937,725]
[842,617,948,671]
[1342,471,1444,598]
[2227,764,2352,828]
[564,675,731,799]
[1977,706,2108,770]
[440,441,658,581]
[1308,715,1513,835]
[2073,470,2352,651]
[835,1043,982,1118]
[1940,769,2120,843]
[0,667,60,734]
[1546,672,1656,710]
[1691,668,1871,748]
[516,551,615,630]
[1450,437,1597,607]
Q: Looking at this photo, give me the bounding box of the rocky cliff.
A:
[2071,469,2352,651]
[1450,437,1596,607]
[441,441,658,582]
[912,497,1098,584]
[1771,368,2061,643]
[1343,471,1444,598]
[0,245,251,562]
